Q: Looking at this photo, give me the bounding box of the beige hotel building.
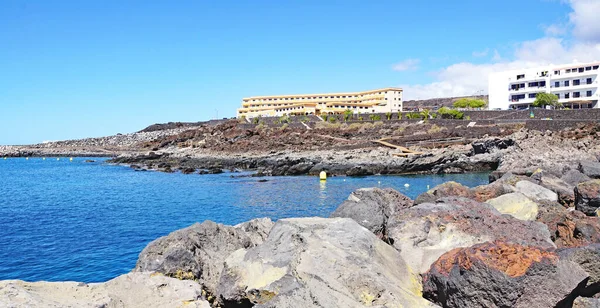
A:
[237,87,403,118]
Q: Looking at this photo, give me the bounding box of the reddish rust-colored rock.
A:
[536,202,600,248]
[423,241,589,308]
[431,241,558,278]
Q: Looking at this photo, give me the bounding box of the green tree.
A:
[437,107,464,119]
[385,112,392,120]
[420,109,431,120]
[453,98,469,108]
[343,109,353,122]
[321,114,328,121]
[453,98,487,109]
[397,111,402,120]
[532,92,561,109]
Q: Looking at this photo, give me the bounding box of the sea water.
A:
[0,157,488,282]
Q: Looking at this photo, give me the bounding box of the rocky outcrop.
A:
[486,192,539,221]
[329,187,412,242]
[134,218,273,298]
[216,217,435,307]
[0,272,210,308]
[386,197,554,276]
[538,173,576,207]
[423,241,588,308]
[575,180,600,216]
[471,138,515,155]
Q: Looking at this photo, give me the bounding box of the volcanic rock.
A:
[216,217,435,307]
[330,187,413,242]
[386,197,554,276]
[0,272,210,308]
[576,180,600,216]
[423,241,588,308]
[134,218,273,297]
[486,192,539,221]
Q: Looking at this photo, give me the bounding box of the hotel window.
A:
[594,65,599,70]
[539,81,546,87]
[565,93,570,99]
[554,81,560,88]
[574,80,580,86]
[555,93,561,99]
[565,80,570,86]
[554,70,560,75]
[574,92,580,98]
[587,78,593,84]
[579,67,585,73]
[528,93,537,98]
[517,74,525,80]
[587,91,593,97]
[586,67,592,71]
[566,69,571,73]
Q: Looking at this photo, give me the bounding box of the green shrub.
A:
[386,112,392,120]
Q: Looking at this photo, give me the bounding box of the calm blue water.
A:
[0,157,488,283]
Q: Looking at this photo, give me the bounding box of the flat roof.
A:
[242,87,402,101]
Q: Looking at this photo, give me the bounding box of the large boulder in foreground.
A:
[134,218,273,297]
[216,217,435,307]
[330,187,412,242]
[486,192,539,221]
[0,272,210,308]
[423,241,588,308]
[559,244,600,297]
[575,180,600,216]
[386,197,554,276]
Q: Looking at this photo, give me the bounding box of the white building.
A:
[489,61,600,110]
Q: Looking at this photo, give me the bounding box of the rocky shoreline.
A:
[2,159,600,307]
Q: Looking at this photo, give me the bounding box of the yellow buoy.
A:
[319,171,327,181]
[70,157,73,161]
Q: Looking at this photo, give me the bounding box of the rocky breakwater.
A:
[4,171,600,307]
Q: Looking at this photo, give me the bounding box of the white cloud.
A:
[398,0,600,100]
[391,59,420,71]
[569,0,600,42]
[542,23,567,36]
[472,48,489,57]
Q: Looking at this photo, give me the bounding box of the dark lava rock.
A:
[207,168,223,174]
[559,244,600,297]
[134,218,273,297]
[345,165,374,177]
[579,161,600,179]
[471,138,515,155]
[180,167,196,174]
[423,241,588,308]
[330,187,412,242]
[575,180,600,216]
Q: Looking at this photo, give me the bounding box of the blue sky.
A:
[1,0,596,144]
